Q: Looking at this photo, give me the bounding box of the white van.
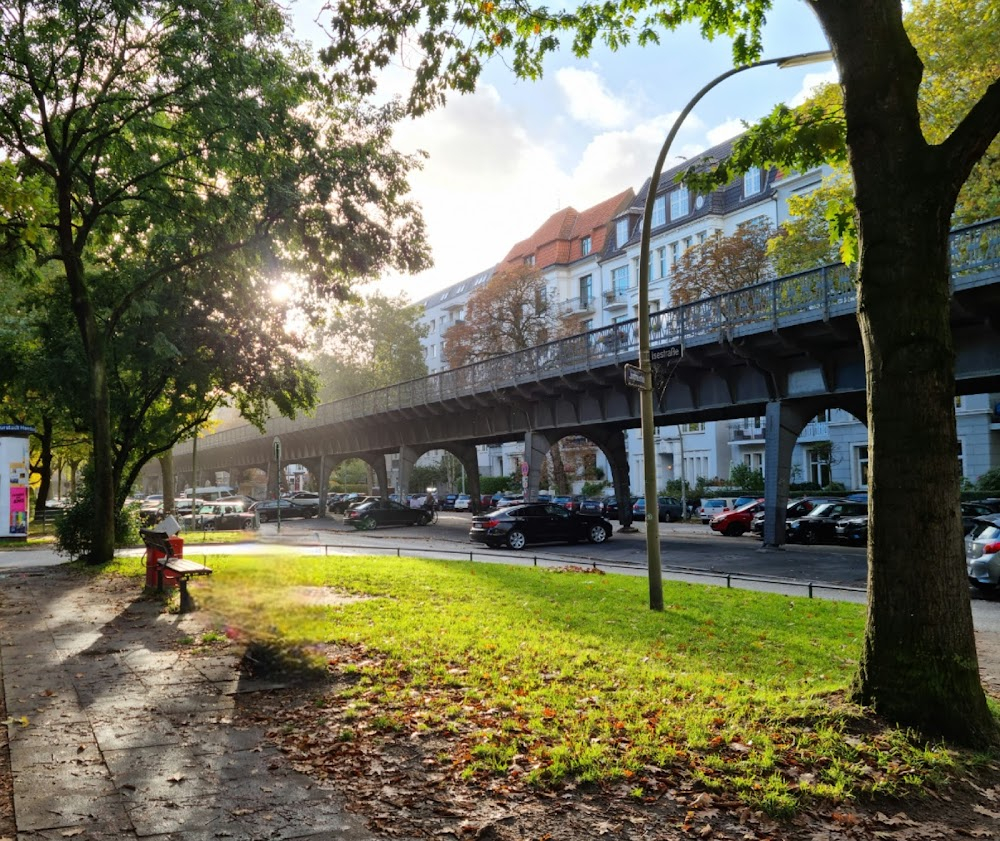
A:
[697,497,739,524]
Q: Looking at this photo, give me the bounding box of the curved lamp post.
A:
[638,50,834,611]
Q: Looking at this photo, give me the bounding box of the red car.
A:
[710,498,764,537]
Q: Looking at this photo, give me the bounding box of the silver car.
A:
[966,513,1000,588]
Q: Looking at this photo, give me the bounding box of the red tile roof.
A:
[501,188,635,269]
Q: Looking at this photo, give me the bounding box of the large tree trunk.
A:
[59,185,116,564]
[32,417,53,513]
[813,0,997,745]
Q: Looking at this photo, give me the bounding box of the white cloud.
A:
[555,67,632,129]
[706,118,749,147]
[789,68,840,106]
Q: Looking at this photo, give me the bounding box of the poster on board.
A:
[0,425,34,540]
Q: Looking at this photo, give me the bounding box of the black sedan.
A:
[786,500,869,544]
[250,498,318,523]
[345,499,433,530]
[469,503,613,550]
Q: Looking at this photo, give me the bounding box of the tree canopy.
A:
[0,0,430,560]
[444,264,553,367]
[313,293,430,401]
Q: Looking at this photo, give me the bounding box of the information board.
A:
[0,425,34,540]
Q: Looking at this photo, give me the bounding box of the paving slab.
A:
[1,563,405,840]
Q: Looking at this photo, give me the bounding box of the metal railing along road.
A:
[186,217,1000,449]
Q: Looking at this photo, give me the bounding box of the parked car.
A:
[552,495,583,512]
[454,493,472,511]
[577,497,607,515]
[835,514,868,546]
[496,494,525,508]
[249,498,317,523]
[786,500,869,544]
[600,495,639,522]
[329,493,364,514]
[481,494,495,508]
[345,499,434,530]
[966,513,1000,588]
[286,491,320,502]
[182,500,258,531]
[710,498,764,537]
[469,503,613,550]
[697,498,738,524]
[632,496,686,523]
[442,494,459,511]
[751,497,845,537]
[962,501,1000,534]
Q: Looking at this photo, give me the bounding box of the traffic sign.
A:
[521,461,529,477]
[273,437,281,460]
[624,364,649,390]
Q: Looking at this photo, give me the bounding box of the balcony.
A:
[603,289,629,309]
[730,423,765,442]
[558,296,596,317]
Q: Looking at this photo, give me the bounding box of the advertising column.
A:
[1,424,34,542]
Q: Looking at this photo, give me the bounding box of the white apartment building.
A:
[415,137,1000,494]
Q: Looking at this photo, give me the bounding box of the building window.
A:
[855,445,869,488]
[669,241,679,267]
[744,166,761,196]
[652,195,666,227]
[808,447,831,486]
[579,274,593,305]
[581,235,591,256]
[697,230,707,245]
[670,185,689,219]
[581,319,593,332]
[524,254,535,267]
[656,246,667,278]
[616,218,630,248]
[611,265,629,295]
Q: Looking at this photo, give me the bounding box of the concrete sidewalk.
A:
[0,563,398,840]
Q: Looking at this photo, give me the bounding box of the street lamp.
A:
[637,50,834,611]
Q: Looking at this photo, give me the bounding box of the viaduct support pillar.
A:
[762,400,812,549]
[524,431,551,503]
[588,427,634,530]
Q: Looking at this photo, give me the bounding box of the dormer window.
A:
[580,235,592,256]
[744,166,761,196]
[524,254,535,267]
[616,218,630,248]
[651,195,666,227]
[670,184,689,219]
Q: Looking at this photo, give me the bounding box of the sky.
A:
[288,1,837,302]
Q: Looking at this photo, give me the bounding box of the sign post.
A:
[273,437,282,534]
[0,424,33,542]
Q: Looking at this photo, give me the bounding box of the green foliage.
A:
[55,467,141,562]
[479,476,512,495]
[314,294,429,401]
[767,169,856,274]
[321,0,772,116]
[729,463,765,493]
[975,467,1000,493]
[580,480,608,497]
[408,464,446,493]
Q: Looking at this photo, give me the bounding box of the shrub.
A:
[975,467,1000,493]
[581,480,608,497]
[55,467,141,562]
[729,463,765,493]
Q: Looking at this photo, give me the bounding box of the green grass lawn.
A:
[107,552,991,814]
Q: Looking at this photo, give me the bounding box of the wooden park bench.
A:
[139,528,212,613]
